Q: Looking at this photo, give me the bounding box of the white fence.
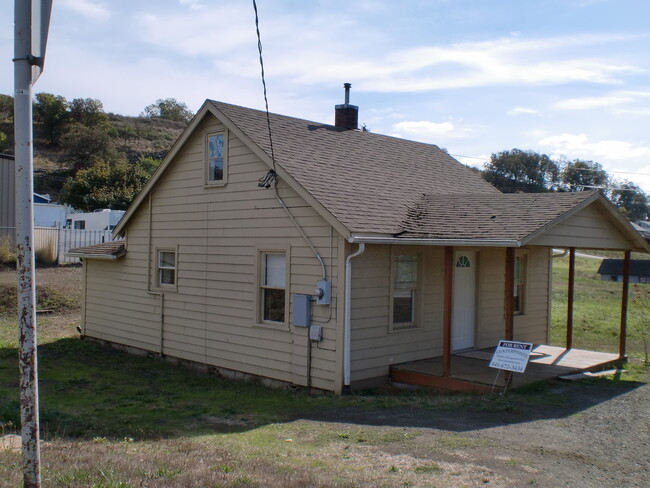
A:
[0,227,118,264]
[57,229,115,264]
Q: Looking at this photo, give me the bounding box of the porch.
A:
[390,344,622,392]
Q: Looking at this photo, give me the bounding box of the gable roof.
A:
[112,100,649,252]
[400,192,598,241]
[207,100,499,235]
[114,100,497,238]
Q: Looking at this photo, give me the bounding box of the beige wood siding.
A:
[350,244,444,383]
[351,245,552,383]
[476,247,550,347]
[529,204,630,249]
[82,115,340,392]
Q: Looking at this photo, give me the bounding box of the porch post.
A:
[619,250,631,358]
[443,246,453,377]
[504,247,514,341]
[566,248,576,349]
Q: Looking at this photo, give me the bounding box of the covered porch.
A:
[390,344,622,392]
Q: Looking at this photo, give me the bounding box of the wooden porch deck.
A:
[390,345,621,391]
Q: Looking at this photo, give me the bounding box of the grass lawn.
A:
[550,251,650,361]
[0,262,648,487]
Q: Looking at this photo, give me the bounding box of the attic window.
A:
[206,131,228,185]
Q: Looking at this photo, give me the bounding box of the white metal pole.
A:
[14,0,41,486]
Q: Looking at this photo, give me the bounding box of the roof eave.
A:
[349,234,522,247]
[65,252,124,260]
[112,101,215,238]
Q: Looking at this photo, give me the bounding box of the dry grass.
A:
[1,264,649,488]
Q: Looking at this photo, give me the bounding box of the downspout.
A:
[344,242,365,388]
[146,193,165,355]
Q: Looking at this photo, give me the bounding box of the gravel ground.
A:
[312,377,649,487]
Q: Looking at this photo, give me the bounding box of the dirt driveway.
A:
[305,378,649,487]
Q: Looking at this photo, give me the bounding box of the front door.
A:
[452,251,477,351]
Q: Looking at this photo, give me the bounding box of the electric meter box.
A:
[291,294,311,327]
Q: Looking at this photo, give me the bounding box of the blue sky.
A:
[2,0,650,192]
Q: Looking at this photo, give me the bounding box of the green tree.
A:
[483,148,559,193]
[561,159,609,192]
[0,131,7,152]
[69,97,110,129]
[59,157,160,211]
[60,123,117,171]
[0,94,13,121]
[609,181,650,221]
[142,98,193,123]
[33,92,69,144]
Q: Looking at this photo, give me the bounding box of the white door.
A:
[452,251,476,351]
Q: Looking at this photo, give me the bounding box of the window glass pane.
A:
[160,268,175,285]
[393,292,414,323]
[263,288,285,322]
[208,134,224,158]
[209,158,223,181]
[208,133,224,181]
[264,254,286,288]
[395,256,417,285]
[159,251,175,268]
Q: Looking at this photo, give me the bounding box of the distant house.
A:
[70,91,649,393]
[598,259,650,284]
[1,154,70,232]
[0,153,15,244]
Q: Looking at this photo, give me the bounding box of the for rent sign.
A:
[489,340,533,373]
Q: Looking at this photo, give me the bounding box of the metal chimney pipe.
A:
[344,83,351,104]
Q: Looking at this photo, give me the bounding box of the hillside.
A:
[0,94,188,203]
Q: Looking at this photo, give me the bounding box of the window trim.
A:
[205,130,228,187]
[513,253,527,315]
[156,248,178,290]
[389,249,422,331]
[256,247,290,327]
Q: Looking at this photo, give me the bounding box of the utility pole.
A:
[13,1,52,487]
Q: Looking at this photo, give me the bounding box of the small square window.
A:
[158,250,176,286]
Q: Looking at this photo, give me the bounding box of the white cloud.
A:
[539,133,650,162]
[60,0,110,21]
[391,120,471,143]
[555,91,650,110]
[269,33,644,93]
[179,0,206,10]
[508,107,539,115]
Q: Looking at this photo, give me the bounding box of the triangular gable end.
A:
[524,193,650,252]
[113,101,351,239]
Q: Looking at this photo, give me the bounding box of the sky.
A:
[2,0,650,192]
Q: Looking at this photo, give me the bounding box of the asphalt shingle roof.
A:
[67,241,126,259]
[400,192,597,241]
[210,100,499,235]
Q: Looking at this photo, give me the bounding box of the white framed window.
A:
[206,131,228,185]
[259,251,287,324]
[157,250,177,287]
[390,253,420,330]
[513,255,526,314]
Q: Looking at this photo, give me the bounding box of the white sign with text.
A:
[489,340,533,373]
